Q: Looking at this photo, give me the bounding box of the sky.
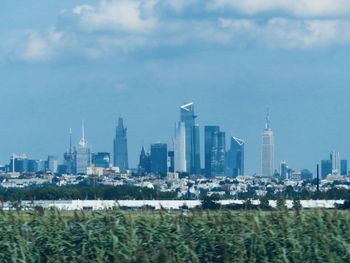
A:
[1,0,350,175]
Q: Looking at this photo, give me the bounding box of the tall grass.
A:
[0,209,349,262]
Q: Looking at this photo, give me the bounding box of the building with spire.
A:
[63,128,75,174]
[74,121,91,174]
[226,136,245,177]
[138,146,151,175]
[261,111,275,177]
[113,117,128,171]
[178,102,201,174]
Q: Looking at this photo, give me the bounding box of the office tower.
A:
[10,154,28,173]
[279,160,288,180]
[113,117,128,171]
[205,126,219,176]
[92,152,110,168]
[28,160,39,173]
[139,146,151,174]
[180,102,201,174]
[168,151,175,173]
[261,112,274,177]
[47,156,58,173]
[301,169,313,180]
[341,159,347,176]
[74,122,91,174]
[64,128,75,174]
[174,122,186,172]
[193,125,201,174]
[205,126,226,177]
[331,151,340,175]
[150,143,168,176]
[321,159,332,179]
[226,136,245,177]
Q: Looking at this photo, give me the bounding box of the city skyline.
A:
[3,106,349,178]
[2,1,350,175]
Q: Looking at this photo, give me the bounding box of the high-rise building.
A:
[205,126,226,177]
[64,128,75,174]
[180,102,201,174]
[321,152,343,178]
[261,112,274,177]
[92,152,110,168]
[10,154,28,173]
[168,151,175,173]
[150,143,168,176]
[321,159,332,179]
[113,117,128,171]
[331,151,340,175]
[47,155,58,173]
[139,146,151,174]
[174,122,186,172]
[226,136,245,177]
[74,122,91,174]
[341,159,347,176]
[205,126,219,176]
[279,160,288,180]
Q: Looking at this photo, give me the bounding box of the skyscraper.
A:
[64,128,75,174]
[279,160,288,180]
[139,146,151,174]
[180,102,201,174]
[321,159,332,179]
[261,112,274,177]
[331,151,340,175]
[150,143,168,176]
[205,126,219,176]
[341,159,347,176]
[174,121,186,172]
[226,136,245,177]
[205,126,226,177]
[92,152,110,168]
[113,117,128,171]
[47,155,58,173]
[74,122,91,174]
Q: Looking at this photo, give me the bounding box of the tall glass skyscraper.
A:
[226,136,245,177]
[113,117,128,171]
[174,121,186,172]
[74,123,91,174]
[261,113,274,177]
[205,126,226,177]
[150,143,168,176]
[64,128,75,174]
[180,102,201,174]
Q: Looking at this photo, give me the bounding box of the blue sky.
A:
[1,0,350,174]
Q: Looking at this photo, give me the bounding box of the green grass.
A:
[0,209,349,262]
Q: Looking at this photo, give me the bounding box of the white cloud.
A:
[219,18,350,49]
[22,28,63,61]
[208,0,350,17]
[74,0,157,32]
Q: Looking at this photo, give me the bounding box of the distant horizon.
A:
[2,1,350,175]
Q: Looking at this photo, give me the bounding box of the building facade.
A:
[261,113,274,177]
[180,103,201,174]
[150,143,168,176]
[174,121,186,172]
[113,117,128,171]
[74,123,91,174]
[205,126,226,177]
[226,136,245,177]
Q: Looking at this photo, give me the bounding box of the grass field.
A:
[0,209,349,262]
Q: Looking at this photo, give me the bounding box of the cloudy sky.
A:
[1,0,350,174]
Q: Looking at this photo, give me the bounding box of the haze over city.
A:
[1,0,350,174]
